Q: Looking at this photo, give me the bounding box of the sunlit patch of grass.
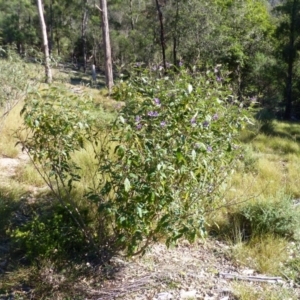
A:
[285,154,300,198]
[254,157,283,193]
[69,136,118,202]
[231,281,297,300]
[268,137,300,154]
[88,87,125,112]
[70,143,100,199]
[274,121,300,139]
[0,179,26,200]
[14,162,45,187]
[231,235,289,275]
[64,82,121,113]
[225,161,283,205]
[0,101,24,158]
[251,133,272,153]
[252,134,300,155]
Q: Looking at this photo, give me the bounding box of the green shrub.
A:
[88,68,248,255]
[0,184,25,238]
[18,85,102,258]
[229,195,300,240]
[236,144,258,173]
[19,68,248,257]
[11,203,90,262]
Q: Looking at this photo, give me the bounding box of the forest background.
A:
[0,0,300,119]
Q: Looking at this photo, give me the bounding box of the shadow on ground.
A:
[0,188,122,299]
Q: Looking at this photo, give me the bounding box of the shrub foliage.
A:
[18,68,247,258]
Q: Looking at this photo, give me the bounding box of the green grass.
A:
[0,182,26,237]
[221,120,300,202]
[0,101,25,158]
[209,120,300,297]
[231,281,298,300]
[13,162,46,187]
[231,234,289,275]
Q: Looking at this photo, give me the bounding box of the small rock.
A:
[180,290,197,299]
[156,292,173,300]
[242,269,255,275]
[204,296,215,300]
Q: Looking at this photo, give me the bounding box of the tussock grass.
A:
[285,154,300,197]
[252,133,300,155]
[231,235,289,275]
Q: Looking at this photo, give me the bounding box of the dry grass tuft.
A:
[231,281,298,300]
[231,235,289,275]
[14,162,46,187]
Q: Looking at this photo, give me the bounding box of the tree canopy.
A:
[0,0,300,117]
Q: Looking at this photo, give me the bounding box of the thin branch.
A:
[95,4,102,11]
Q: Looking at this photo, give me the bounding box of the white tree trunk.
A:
[100,0,114,92]
[37,0,52,84]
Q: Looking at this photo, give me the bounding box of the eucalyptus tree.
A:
[275,0,300,119]
[100,0,114,91]
[37,0,52,83]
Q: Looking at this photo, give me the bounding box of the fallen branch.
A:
[219,272,284,284]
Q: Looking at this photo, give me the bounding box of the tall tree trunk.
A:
[100,0,114,92]
[129,0,134,30]
[37,0,52,84]
[17,1,22,54]
[284,0,297,119]
[155,0,166,72]
[172,0,179,68]
[49,0,53,55]
[82,0,89,73]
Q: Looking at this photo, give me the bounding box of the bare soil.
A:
[77,240,300,300]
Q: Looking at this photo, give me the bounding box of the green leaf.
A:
[119,116,125,124]
[191,149,196,161]
[124,178,131,192]
[137,206,143,218]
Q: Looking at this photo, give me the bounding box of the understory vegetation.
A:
[2,0,300,298]
[0,56,300,299]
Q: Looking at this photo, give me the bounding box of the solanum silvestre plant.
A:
[90,67,249,255]
[18,69,249,259]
